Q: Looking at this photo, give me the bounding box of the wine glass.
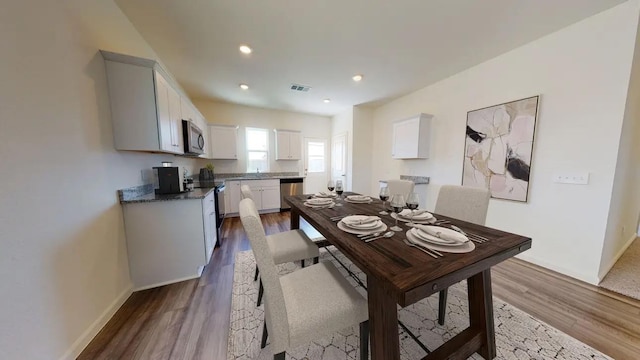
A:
[335,180,344,206]
[390,194,405,231]
[405,192,420,226]
[379,186,390,215]
[327,180,335,195]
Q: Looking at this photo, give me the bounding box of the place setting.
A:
[336,215,391,242]
[303,197,335,209]
[343,194,374,204]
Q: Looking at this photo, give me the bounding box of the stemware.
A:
[327,180,335,193]
[379,186,390,215]
[335,180,344,206]
[390,194,405,231]
[405,192,420,226]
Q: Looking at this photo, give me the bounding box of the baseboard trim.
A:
[597,234,638,282]
[58,286,133,360]
[515,253,600,285]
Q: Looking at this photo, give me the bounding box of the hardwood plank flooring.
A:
[79,212,640,360]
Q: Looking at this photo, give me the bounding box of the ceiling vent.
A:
[290,83,311,92]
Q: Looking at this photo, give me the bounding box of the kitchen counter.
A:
[118,184,220,204]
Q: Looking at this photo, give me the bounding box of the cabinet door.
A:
[202,204,213,264]
[288,132,302,160]
[241,180,263,209]
[261,187,281,210]
[275,131,290,160]
[155,73,173,152]
[227,181,242,214]
[209,126,238,159]
[167,85,184,154]
[392,118,418,159]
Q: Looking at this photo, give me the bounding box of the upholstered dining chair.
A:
[240,185,319,306]
[434,184,490,325]
[239,198,369,360]
[386,179,415,199]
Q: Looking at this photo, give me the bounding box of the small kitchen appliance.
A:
[154,166,185,194]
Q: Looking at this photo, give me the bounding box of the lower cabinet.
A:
[226,179,281,216]
[122,193,217,290]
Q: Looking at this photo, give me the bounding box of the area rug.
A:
[228,249,610,360]
[600,237,640,301]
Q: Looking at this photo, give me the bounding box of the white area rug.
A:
[228,249,610,359]
[600,237,640,301]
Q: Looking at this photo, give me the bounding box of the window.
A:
[246,127,269,172]
[306,141,325,173]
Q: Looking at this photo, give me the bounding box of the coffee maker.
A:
[153,166,185,194]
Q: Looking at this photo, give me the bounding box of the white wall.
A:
[331,108,354,189]
[352,106,374,194]
[0,1,206,359]
[193,100,331,175]
[369,1,640,284]
[598,10,640,280]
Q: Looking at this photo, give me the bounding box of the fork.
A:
[450,225,489,243]
[402,239,440,258]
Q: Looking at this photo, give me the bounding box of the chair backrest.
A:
[240,184,253,200]
[386,179,415,199]
[434,185,490,225]
[238,198,289,352]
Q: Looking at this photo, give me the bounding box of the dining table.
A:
[285,193,532,360]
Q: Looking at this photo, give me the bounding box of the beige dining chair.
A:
[386,179,415,199]
[240,188,319,306]
[239,198,369,360]
[434,184,490,325]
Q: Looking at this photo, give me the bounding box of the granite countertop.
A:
[119,184,218,204]
[379,175,430,185]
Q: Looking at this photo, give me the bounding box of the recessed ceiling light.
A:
[352,74,363,82]
[239,83,249,90]
[323,98,331,103]
[239,45,252,54]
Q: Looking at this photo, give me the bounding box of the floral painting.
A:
[462,96,539,202]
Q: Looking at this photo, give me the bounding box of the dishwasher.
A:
[280,178,304,210]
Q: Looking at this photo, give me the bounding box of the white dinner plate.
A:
[338,221,388,235]
[398,209,434,220]
[344,198,373,204]
[304,201,335,208]
[406,230,475,253]
[344,220,382,230]
[391,212,436,224]
[306,198,334,205]
[341,215,381,229]
[410,228,466,246]
[346,195,372,201]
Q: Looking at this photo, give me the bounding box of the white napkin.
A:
[346,195,371,201]
[342,216,381,225]
[413,225,467,243]
[399,209,432,219]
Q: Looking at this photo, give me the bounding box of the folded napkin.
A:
[399,209,432,219]
[342,216,381,225]
[413,225,467,243]
[346,195,371,201]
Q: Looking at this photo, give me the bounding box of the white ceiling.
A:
[115,0,625,116]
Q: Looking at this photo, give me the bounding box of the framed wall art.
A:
[462,95,539,202]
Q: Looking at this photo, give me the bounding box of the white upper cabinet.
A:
[209,125,239,159]
[392,113,432,159]
[101,50,202,155]
[275,129,302,160]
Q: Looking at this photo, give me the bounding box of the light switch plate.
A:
[553,173,589,185]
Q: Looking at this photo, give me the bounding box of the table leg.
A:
[367,276,400,360]
[290,208,300,230]
[468,269,496,359]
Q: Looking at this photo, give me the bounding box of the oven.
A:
[214,184,225,247]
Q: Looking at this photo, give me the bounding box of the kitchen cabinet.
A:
[101,50,202,155]
[226,180,242,214]
[226,179,281,215]
[122,193,217,290]
[392,113,432,159]
[274,129,302,160]
[209,125,239,159]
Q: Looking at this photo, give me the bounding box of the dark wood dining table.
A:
[285,193,532,360]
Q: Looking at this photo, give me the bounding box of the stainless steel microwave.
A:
[182,120,205,155]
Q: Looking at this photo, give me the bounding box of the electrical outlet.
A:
[553,172,589,185]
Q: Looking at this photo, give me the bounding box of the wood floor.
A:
[79,212,640,360]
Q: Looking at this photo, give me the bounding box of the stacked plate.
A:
[344,195,373,204]
[406,225,475,253]
[314,192,336,198]
[391,209,434,224]
[304,197,335,208]
[338,215,387,235]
